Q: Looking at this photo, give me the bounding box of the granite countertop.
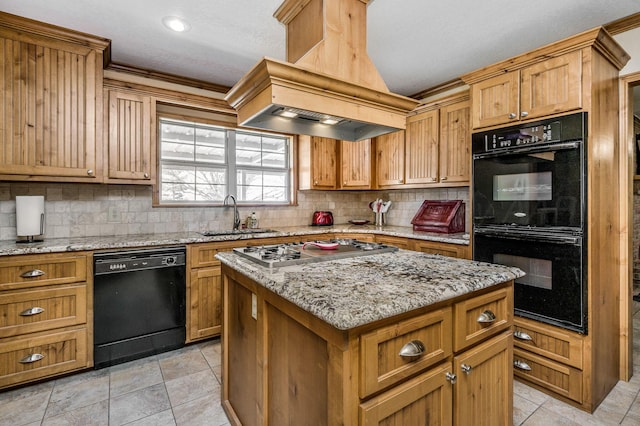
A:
[0,225,469,256]
[217,249,523,331]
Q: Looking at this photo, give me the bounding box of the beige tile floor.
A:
[2,302,640,426]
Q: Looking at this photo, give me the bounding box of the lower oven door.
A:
[473,232,586,334]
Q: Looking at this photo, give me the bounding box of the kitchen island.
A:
[217,249,524,425]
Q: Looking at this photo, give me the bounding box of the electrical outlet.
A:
[108,205,120,222]
[251,293,257,320]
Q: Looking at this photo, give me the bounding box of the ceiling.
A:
[0,0,638,98]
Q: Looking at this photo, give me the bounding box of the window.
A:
[159,118,291,204]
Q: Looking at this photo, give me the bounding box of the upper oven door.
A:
[472,142,584,228]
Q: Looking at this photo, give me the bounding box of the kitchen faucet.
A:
[223,194,241,231]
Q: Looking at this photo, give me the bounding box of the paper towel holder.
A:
[16,196,45,243]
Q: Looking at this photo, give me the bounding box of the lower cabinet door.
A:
[454,332,513,426]
[188,266,222,342]
[513,348,583,404]
[359,362,453,426]
[0,328,88,389]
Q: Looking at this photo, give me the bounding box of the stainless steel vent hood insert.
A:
[225,0,419,141]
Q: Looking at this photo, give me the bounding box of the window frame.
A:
[155,114,295,207]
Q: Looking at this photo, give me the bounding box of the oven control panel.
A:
[472,112,586,154]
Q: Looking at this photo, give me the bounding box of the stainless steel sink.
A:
[200,229,278,237]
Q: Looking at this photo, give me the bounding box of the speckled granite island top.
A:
[0,225,468,256]
[217,250,524,331]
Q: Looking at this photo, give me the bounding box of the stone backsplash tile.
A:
[0,182,470,240]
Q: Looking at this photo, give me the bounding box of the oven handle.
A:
[472,140,580,159]
[473,229,580,245]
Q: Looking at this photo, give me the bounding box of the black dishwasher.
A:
[93,246,186,369]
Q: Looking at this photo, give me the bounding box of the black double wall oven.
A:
[472,112,588,333]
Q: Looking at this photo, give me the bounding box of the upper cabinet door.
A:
[106,90,153,182]
[471,71,520,129]
[405,110,439,185]
[520,51,582,121]
[375,130,405,187]
[0,31,105,180]
[439,99,471,184]
[340,139,371,189]
[311,137,337,189]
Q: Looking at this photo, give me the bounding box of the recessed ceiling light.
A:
[162,16,191,32]
[320,117,340,125]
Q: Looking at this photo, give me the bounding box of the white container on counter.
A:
[16,195,45,242]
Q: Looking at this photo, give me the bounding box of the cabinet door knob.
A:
[144,172,150,179]
[20,269,45,278]
[521,111,529,118]
[445,372,457,384]
[508,113,517,119]
[461,364,473,375]
[476,310,497,324]
[314,180,318,185]
[87,169,94,176]
[441,176,448,181]
[514,360,532,371]
[19,307,45,316]
[19,353,44,364]
[399,340,426,358]
[514,330,533,341]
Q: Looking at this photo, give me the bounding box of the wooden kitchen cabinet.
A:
[439,99,471,184]
[0,252,92,389]
[299,135,372,189]
[104,88,155,183]
[405,109,439,185]
[340,138,372,189]
[374,93,471,189]
[467,49,582,129]
[374,130,405,187]
[0,12,108,182]
[411,239,470,259]
[298,135,337,189]
[222,261,514,425]
[375,234,413,249]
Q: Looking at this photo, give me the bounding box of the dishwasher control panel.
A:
[94,247,186,275]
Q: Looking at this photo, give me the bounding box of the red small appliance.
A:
[312,211,333,226]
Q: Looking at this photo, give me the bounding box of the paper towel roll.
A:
[16,196,45,237]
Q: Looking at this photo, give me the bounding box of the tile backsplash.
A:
[0,183,470,241]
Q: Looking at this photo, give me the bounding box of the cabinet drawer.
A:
[411,240,469,259]
[0,253,88,291]
[0,285,87,338]
[513,317,583,369]
[453,285,512,352]
[189,242,242,268]
[513,348,583,404]
[375,235,411,249]
[360,308,452,398]
[359,362,452,425]
[0,328,89,389]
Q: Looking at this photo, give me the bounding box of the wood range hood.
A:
[225,0,419,141]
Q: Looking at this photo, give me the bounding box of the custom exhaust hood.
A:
[225,0,420,141]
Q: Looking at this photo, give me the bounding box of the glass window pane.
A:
[263,171,286,186]
[237,170,263,186]
[162,182,195,201]
[236,133,262,152]
[262,137,286,153]
[262,152,286,168]
[162,164,195,184]
[236,149,263,166]
[263,186,286,201]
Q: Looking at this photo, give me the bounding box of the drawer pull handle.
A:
[19,307,45,316]
[508,112,517,119]
[445,372,457,384]
[461,364,473,375]
[477,310,496,324]
[514,330,533,341]
[399,340,426,358]
[19,353,44,364]
[514,360,532,371]
[20,269,45,278]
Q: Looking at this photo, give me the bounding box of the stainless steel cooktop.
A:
[232,239,398,269]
